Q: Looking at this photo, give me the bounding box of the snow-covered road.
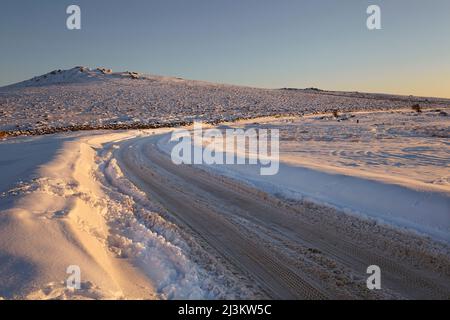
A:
[113,132,450,299]
[1,118,449,299]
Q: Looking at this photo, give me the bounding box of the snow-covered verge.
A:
[157,110,450,243]
[1,67,450,136]
[0,131,256,299]
[187,160,450,243]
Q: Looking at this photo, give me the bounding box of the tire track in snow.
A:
[113,134,450,299]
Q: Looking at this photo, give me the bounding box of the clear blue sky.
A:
[1,0,449,97]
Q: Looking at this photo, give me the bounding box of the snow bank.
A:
[157,123,450,243]
[98,152,251,299]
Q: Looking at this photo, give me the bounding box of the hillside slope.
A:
[1,67,449,135]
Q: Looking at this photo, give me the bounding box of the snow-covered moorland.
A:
[1,66,449,136]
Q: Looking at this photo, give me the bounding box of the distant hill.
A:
[1,66,449,136]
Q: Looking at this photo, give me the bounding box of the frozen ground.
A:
[1,67,449,135]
